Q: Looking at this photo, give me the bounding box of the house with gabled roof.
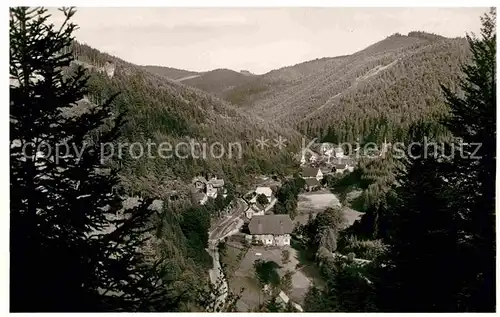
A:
[335,163,348,174]
[320,166,334,175]
[191,175,226,202]
[247,214,294,247]
[301,166,323,181]
[304,178,321,192]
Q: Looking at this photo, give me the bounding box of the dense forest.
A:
[175,30,470,145]
[300,36,468,144]
[66,42,302,196]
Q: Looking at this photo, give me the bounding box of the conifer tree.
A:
[10,7,179,312]
[374,8,496,312]
[441,7,496,311]
[374,151,462,311]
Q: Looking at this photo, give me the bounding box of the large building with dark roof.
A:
[247,214,293,247]
[301,166,323,181]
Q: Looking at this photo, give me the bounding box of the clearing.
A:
[228,245,315,311]
[295,189,363,227]
[294,190,340,225]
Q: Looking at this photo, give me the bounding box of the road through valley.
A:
[206,197,248,311]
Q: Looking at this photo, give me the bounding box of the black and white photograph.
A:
[8,4,497,313]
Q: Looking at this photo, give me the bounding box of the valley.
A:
[9,6,495,314]
[60,31,481,312]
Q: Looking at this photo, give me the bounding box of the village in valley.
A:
[188,140,380,311]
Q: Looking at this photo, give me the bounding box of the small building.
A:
[309,152,319,163]
[301,166,323,181]
[334,146,345,158]
[208,177,225,188]
[255,187,272,200]
[104,61,116,78]
[206,177,225,198]
[298,149,321,164]
[246,202,265,219]
[320,166,334,175]
[319,142,335,156]
[335,163,348,174]
[304,178,321,192]
[247,215,293,247]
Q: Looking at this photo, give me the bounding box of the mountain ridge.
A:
[170,31,469,143]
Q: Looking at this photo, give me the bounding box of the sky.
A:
[49,7,487,74]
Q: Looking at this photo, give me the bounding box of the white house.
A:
[319,142,332,152]
[103,61,116,78]
[334,146,345,158]
[206,177,225,198]
[206,184,217,198]
[247,215,293,247]
[255,187,272,200]
[246,202,265,219]
[191,176,225,201]
[309,152,319,163]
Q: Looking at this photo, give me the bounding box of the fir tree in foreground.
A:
[10,7,179,312]
[441,7,496,311]
[375,8,496,312]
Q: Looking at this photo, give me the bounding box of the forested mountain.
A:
[142,67,258,98]
[180,68,257,97]
[183,32,470,144]
[71,42,302,196]
[298,34,469,143]
[142,65,200,81]
[306,9,496,312]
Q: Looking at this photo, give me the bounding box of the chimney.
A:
[258,220,262,233]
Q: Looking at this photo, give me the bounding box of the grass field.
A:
[228,245,316,310]
[295,190,363,227]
